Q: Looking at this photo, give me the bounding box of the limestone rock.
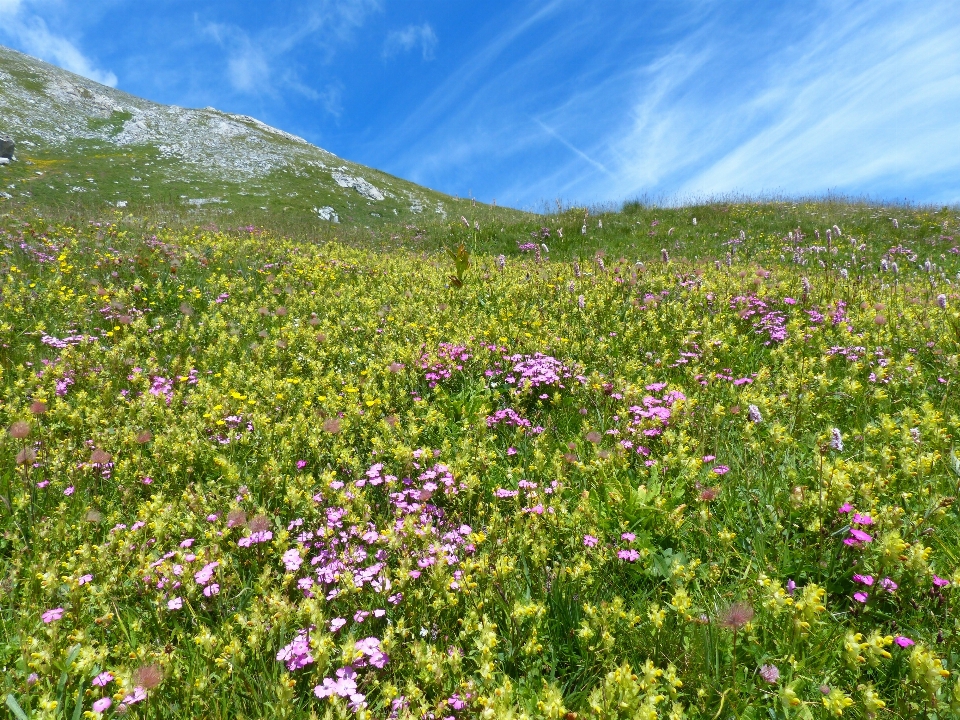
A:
[314,206,339,223]
[331,169,384,201]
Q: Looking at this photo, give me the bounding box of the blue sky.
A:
[2,0,960,210]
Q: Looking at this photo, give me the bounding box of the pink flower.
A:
[167,597,183,610]
[506,447,517,456]
[852,574,874,586]
[121,687,147,705]
[894,636,915,647]
[852,513,873,526]
[702,455,716,462]
[848,528,873,544]
[712,465,729,475]
[880,577,898,592]
[621,532,636,542]
[838,503,853,513]
[92,697,112,714]
[64,486,74,496]
[933,575,950,588]
[42,607,64,623]
[618,549,641,562]
[78,574,93,586]
[92,672,114,687]
[203,583,220,597]
[329,617,347,632]
[282,549,303,572]
[853,592,869,603]
[583,535,598,547]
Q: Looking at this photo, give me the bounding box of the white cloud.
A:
[202,0,379,112]
[383,23,438,60]
[0,2,118,87]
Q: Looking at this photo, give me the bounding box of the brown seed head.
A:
[30,401,48,415]
[9,420,30,439]
[132,663,164,690]
[16,447,37,465]
[226,509,247,528]
[247,514,270,533]
[90,449,112,465]
[719,601,755,630]
[323,417,341,434]
[136,430,153,444]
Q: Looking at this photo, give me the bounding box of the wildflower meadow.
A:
[2,201,960,719]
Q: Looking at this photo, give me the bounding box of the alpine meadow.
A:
[2,37,960,720]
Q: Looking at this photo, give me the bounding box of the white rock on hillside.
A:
[331,169,384,201]
[314,206,339,223]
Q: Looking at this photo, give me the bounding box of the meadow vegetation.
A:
[2,196,960,719]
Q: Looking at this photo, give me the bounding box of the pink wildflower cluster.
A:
[420,343,472,388]
[624,383,687,445]
[277,628,315,671]
[839,504,874,546]
[730,294,788,344]
[485,407,531,429]
[506,353,575,391]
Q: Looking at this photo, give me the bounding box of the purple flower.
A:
[583,535,598,547]
[853,592,869,603]
[852,513,873,526]
[42,607,64,623]
[852,574,874,586]
[282,549,303,572]
[121,687,147,705]
[846,528,873,544]
[838,503,853,513]
[712,465,729,475]
[277,629,315,671]
[894,636,915,647]
[758,664,780,684]
[933,575,950,588]
[92,672,114,687]
[64,486,75,496]
[880,577,898,592]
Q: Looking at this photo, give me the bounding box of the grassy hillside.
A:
[0,44,522,229]
[1,195,960,720]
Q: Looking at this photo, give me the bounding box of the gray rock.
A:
[0,135,14,160]
[0,158,9,166]
[314,206,339,223]
[331,169,384,201]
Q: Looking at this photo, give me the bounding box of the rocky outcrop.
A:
[0,135,14,160]
[314,206,339,223]
[331,169,384,201]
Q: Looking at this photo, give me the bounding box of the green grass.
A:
[1,188,960,719]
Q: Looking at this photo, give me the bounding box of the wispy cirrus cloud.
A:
[368,0,960,208]
[0,0,118,86]
[202,0,380,105]
[382,23,437,60]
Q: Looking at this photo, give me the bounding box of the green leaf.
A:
[71,685,84,720]
[5,694,29,720]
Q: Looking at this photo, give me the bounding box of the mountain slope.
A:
[0,44,494,226]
